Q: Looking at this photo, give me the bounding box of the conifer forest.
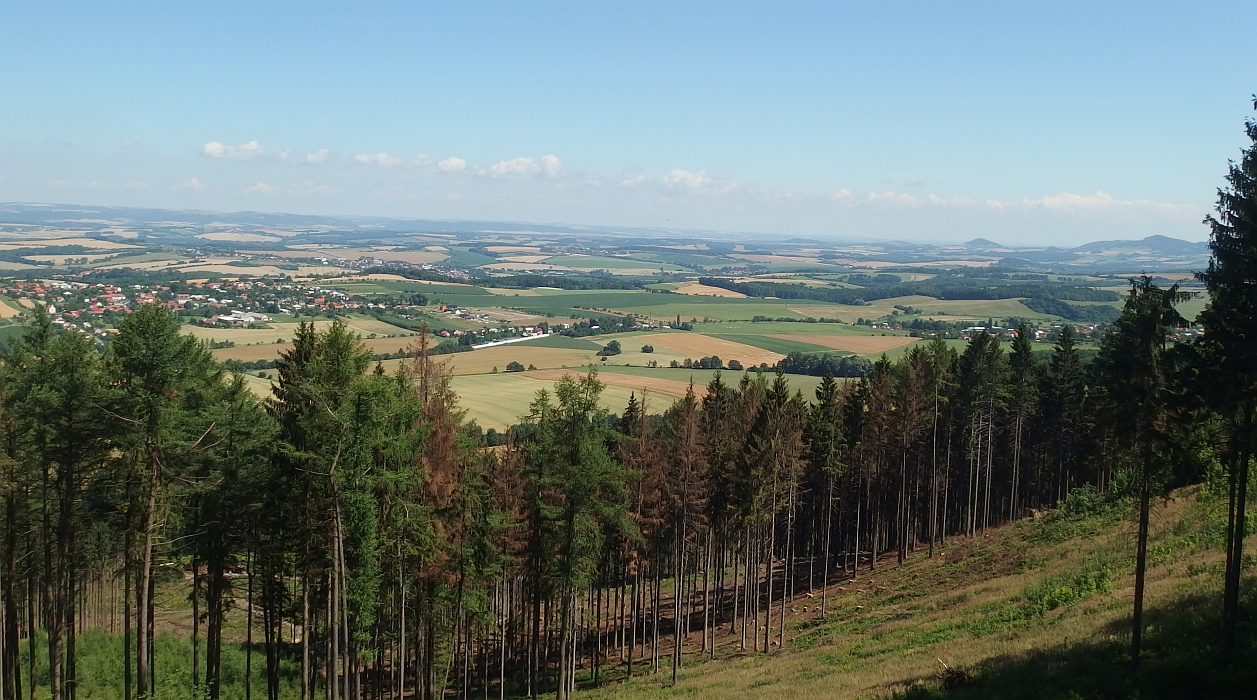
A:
[2,116,1257,700]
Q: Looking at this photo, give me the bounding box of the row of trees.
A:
[0,105,1254,700]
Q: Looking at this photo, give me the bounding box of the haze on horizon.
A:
[2,1,1255,246]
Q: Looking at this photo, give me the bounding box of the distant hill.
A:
[964,237,1003,248]
[1073,235,1207,256]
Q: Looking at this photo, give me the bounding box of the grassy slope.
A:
[24,486,1254,700]
[582,486,1257,700]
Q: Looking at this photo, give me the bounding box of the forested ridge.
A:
[1,112,1256,700]
[695,277,1124,322]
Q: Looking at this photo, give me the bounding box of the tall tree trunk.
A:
[1223,403,1253,646]
[1131,435,1153,670]
[136,449,159,700]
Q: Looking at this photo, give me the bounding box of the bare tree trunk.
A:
[136,450,159,700]
[1131,436,1153,670]
[1223,404,1253,646]
[820,474,833,617]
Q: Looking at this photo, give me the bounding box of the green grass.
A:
[626,251,740,268]
[0,322,30,350]
[540,254,686,271]
[443,248,498,267]
[17,628,302,700]
[706,333,838,356]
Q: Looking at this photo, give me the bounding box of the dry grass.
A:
[525,369,698,399]
[0,298,24,317]
[0,237,139,250]
[485,288,542,296]
[634,333,784,367]
[373,346,603,377]
[583,487,1246,700]
[672,283,748,298]
[188,317,417,352]
[211,335,424,362]
[450,373,644,429]
[768,333,919,354]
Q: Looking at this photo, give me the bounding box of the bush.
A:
[597,340,622,356]
[1058,484,1109,517]
[1026,563,1113,614]
[506,361,525,372]
[727,360,743,370]
[641,344,654,353]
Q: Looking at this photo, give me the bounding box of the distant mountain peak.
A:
[964,237,1003,248]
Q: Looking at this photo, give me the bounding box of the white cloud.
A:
[831,188,852,200]
[866,191,973,207]
[355,152,404,167]
[293,180,333,195]
[481,157,541,179]
[202,140,289,161]
[175,177,206,190]
[302,149,331,165]
[437,157,467,173]
[662,168,712,190]
[248,182,278,193]
[984,190,1200,215]
[660,168,741,194]
[541,154,562,176]
[620,175,648,187]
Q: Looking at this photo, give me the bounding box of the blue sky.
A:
[1,1,1254,244]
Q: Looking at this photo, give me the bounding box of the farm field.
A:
[705,333,841,356]
[525,368,697,399]
[631,331,784,366]
[409,287,827,322]
[670,282,747,297]
[595,365,828,398]
[530,254,687,272]
[513,335,603,350]
[371,345,603,377]
[185,315,415,344]
[787,295,1048,323]
[767,333,918,354]
[0,297,24,318]
[450,366,829,429]
[0,237,140,250]
[212,335,427,363]
[449,373,643,430]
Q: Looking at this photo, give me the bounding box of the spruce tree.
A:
[1198,99,1257,646]
[1095,276,1188,670]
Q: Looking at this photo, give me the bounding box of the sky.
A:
[1,1,1255,245]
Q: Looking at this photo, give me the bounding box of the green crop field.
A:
[452,372,644,429]
[539,254,686,271]
[706,332,838,355]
